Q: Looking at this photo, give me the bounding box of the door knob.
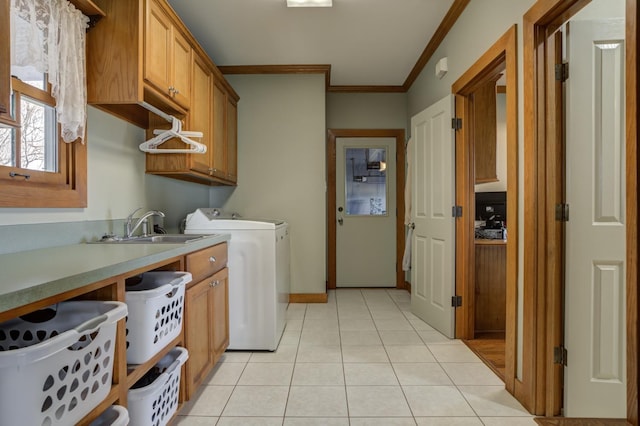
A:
[338,217,343,226]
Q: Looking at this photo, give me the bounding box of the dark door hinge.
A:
[555,203,570,222]
[451,118,462,130]
[452,205,462,218]
[554,345,568,366]
[451,295,462,307]
[555,62,569,82]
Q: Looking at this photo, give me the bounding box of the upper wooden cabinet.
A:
[87,0,239,185]
[211,81,227,180]
[209,82,238,183]
[145,57,239,186]
[226,97,238,183]
[188,54,214,176]
[473,78,499,184]
[144,0,191,109]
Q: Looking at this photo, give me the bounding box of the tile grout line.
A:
[332,289,351,423]
[281,302,306,424]
[383,288,419,425]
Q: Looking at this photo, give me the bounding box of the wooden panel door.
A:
[211,81,227,180]
[211,268,229,358]
[226,98,238,182]
[184,277,214,399]
[144,0,172,96]
[171,28,191,109]
[189,54,212,175]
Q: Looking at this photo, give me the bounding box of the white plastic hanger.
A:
[138,102,207,154]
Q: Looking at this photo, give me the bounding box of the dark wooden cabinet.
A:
[473,79,498,183]
[474,240,506,334]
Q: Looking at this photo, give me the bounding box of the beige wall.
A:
[327,92,407,130]
[0,106,210,231]
[219,74,327,295]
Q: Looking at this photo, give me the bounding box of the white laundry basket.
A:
[90,405,129,426]
[0,300,127,426]
[128,346,189,426]
[125,271,190,364]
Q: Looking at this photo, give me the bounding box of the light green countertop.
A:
[0,234,230,315]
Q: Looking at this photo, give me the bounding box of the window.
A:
[0,69,58,172]
[0,72,87,208]
[0,0,88,208]
[344,147,388,216]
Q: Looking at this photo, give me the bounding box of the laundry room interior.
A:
[0,0,637,424]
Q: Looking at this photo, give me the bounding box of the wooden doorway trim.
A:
[451,25,518,395]
[326,129,406,290]
[522,0,638,420]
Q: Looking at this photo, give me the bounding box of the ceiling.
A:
[166,0,458,89]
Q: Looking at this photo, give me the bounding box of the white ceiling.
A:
[166,0,455,87]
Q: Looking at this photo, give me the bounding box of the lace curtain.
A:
[10,0,89,143]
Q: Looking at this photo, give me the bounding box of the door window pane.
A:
[345,147,387,216]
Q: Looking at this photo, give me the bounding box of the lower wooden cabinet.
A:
[211,268,230,357]
[184,267,229,399]
[474,241,506,334]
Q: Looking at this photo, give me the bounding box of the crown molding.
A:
[217,0,471,94]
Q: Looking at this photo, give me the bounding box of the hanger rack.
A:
[138,101,207,154]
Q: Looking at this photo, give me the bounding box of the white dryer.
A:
[184,208,290,351]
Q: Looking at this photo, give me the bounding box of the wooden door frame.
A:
[451,25,519,395]
[326,129,406,290]
[522,0,638,421]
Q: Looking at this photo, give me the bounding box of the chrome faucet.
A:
[125,208,166,238]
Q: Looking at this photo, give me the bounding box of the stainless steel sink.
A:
[94,234,211,244]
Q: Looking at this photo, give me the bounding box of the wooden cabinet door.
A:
[211,81,227,179]
[474,243,506,333]
[189,55,212,175]
[473,79,498,183]
[226,99,238,183]
[144,0,172,96]
[171,29,191,109]
[184,277,214,399]
[211,268,229,358]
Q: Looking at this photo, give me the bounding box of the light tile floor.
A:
[176,289,535,426]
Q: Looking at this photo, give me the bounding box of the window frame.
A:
[0,11,87,208]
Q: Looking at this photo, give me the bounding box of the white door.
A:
[564,18,626,417]
[409,95,456,337]
[336,137,397,287]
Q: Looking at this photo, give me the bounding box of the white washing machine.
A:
[184,208,290,351]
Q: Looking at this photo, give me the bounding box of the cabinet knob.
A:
[209,256,216,263]
[209,280,219,287]
[168,86,175,94]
